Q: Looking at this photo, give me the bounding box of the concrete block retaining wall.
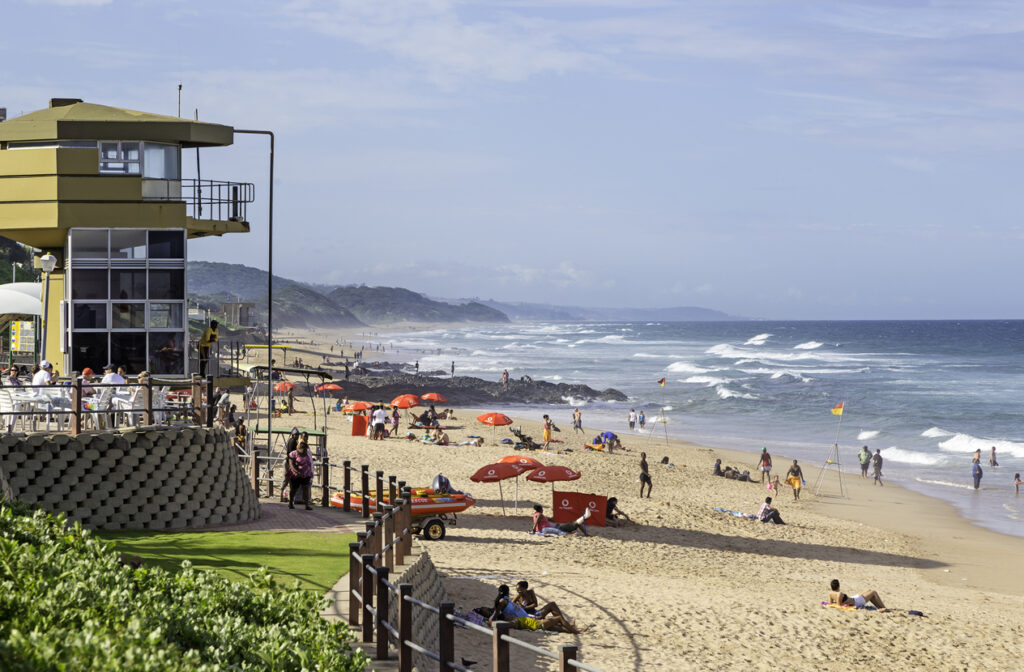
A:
[390,550,450,672]
[0,426,259,530]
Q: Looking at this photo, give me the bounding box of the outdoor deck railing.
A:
[0,375,225,434]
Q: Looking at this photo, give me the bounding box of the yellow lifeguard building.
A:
[0,98,251,376]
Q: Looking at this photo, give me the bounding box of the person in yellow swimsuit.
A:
[542,414,553,446]
[786,460,804,500]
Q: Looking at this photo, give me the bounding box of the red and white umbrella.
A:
[391,394,421,409]
[526,465,581,483]
[421,392,447,403]
[470,462,529,515]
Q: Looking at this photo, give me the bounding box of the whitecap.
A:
[744,333,773,345]
[683,375,731,386]
[666,361,710,374]
[715,385,758,400]
[881,447,944,466]
[769,371,812,383]
[922,427,953,438]
[914,477,975,491]
[857,430,880,441]
[793,341,823,350]
[937,434,1024,459]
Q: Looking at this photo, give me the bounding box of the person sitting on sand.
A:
[512,580,569,619]
[430,427,450,446]
[828,579,888,612]
[531,504,590,536]
[605,497,632,526]
[786,460,804,500]
[491,584,588,634]
[757,497,785,525]
[713,459,723,476]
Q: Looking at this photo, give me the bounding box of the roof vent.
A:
[0,108,6,122]
[50,98,83,108]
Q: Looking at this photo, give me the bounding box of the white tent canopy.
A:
[0,283,42,332]
[3,282,42,299]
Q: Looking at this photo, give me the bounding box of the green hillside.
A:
[327,285,508,324]
[254,284,364,328]
[187,261,298,300]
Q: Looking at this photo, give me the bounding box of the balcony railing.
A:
[144,178,254,222]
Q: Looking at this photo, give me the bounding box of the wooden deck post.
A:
[320,455,330,507]
[349,540,363,625]
[375,565,390,661]
[388,475,397,506]
[143,376,154,426]
[71,375,83,435]
[393,499,405,567]
[361,465,370,518]
[559,645,579,672]
[439,601,455,672]
[343,460,352,512]
[402,488,413,557]
[361,554,375,643]
[383,505,394,570]
[492,621,511,672]
[205,376,215,428]
[372,513,383,558]
[251,448,259,494]
[398,583,413,672]
[375,470,385,514]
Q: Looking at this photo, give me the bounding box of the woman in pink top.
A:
[287,433,315,510]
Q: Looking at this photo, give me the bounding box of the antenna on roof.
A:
[177,81,182,117]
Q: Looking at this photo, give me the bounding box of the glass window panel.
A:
[148,230,184,259]
[112,303,146,329]
[150,303,183,329]
[73,303,107,329]
[110,230,147,259]
[70,270,107,300]
[71,229,107,258]
[100,142,119,160]
[71,332,108,374]
[149,270,184,300]
[143,143,180,179]
[149,332,185,375]
[121,142,140,161]
[110,333,146,375]
[111,269,146,300]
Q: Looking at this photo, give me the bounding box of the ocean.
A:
[377,320,1024,538]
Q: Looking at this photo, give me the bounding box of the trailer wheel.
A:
[421,518,446,541]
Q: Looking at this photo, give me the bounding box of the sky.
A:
[2,0,1023,319]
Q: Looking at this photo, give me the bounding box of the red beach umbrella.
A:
[526,465,581,483]
[497,455,543,471]
[343,401,374,413]
[476,412,513,426]
[421,392,447,403]
[274,381,295,393]
[391,394,421,409]
[470,462,529,516]
[316,383,344,392]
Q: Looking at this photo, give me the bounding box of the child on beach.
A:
[1014,473,1023,494]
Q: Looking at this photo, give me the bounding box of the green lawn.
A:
[97,530,355,593]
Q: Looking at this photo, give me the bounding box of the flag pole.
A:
[833,401,845,446]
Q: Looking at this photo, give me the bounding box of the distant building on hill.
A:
[0,98,253,375]
[220,301,257,327]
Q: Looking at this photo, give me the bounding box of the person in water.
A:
[989,446,999,467]
[828,579,888,612]
[1014,473,1023,495]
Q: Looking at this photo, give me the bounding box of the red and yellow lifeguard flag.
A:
[831,402,844,416]
[658,377,666,387]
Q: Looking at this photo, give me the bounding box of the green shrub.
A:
[0,502,367,672]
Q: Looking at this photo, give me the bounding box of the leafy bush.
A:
[0,502,367,672]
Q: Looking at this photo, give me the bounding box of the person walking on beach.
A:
[638,410,646,430]
[858,446,871,478]
[286,434,314,510]
[640,452,652,498]
[989,446,999,467]
[628,409,637,431]
[756,447,772,484]
[972,461,983,490]
[542,414,553,448]
[786,460,804,500]
[871,449,884,486]
[572,408,583,434]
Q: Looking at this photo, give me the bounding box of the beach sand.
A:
[258,328,1024,671]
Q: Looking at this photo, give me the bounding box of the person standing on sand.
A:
[858,446,871,478]
[989,446,999,467]
[628,409,636,431]
[972,461,983,490]
[756,447,772,484]
[786,460,804,500]
[572,408,583,434]
[542,414,553,447]
[872,449,884,486]
[640,452,652,498]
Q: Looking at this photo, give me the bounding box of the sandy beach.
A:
[258,327,1024,671]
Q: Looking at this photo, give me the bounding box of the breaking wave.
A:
[715,385,758,400]
[881,447,944,466]
[857,430,881,441]
[793,341,823,350]
[922,427,953,438]
[744,333,773,345]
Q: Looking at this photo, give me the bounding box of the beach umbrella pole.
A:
[499,480,506,516]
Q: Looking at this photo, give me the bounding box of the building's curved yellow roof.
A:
[0,99,234,147]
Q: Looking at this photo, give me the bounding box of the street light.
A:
[39,253,57,364]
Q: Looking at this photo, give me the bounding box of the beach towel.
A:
[822,602,876,611]
[584,444,604,451]
[712,507,757,520]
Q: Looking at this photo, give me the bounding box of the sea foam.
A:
[922,427,953,438]
[683,375,730,386]
[666,361,709,374]
[857,430,881,441]
[937,433,1024,459]
[793,341,823,350]
[881,447,944,466]
[744,333,773,345]
[715,385,758,400]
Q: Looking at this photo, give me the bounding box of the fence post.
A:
[361,554,375,643]
[361,465,370,518]
[402,488,413,557]
[389,475,397,506]
[71,375,83,434]
[393,499,405,567]
[206,376,215,428]
[559,645,579,672]
[492,621,511,672]
[375,565,390,660]
[251,448,259,493]
[439,601,455,672]
[143,376,154,426]
[320,455,330,507]
[349,540,362,625]
[398,583,413,672]
[383,505,394,570]
[375,470,385,514]
[343,460,352,512]
[372,513,383,558]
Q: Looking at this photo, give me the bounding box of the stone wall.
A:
[0,426,259,530]
[389,550,450,672]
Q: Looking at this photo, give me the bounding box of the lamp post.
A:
[234,129,274,442]
[39,253,57,364]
